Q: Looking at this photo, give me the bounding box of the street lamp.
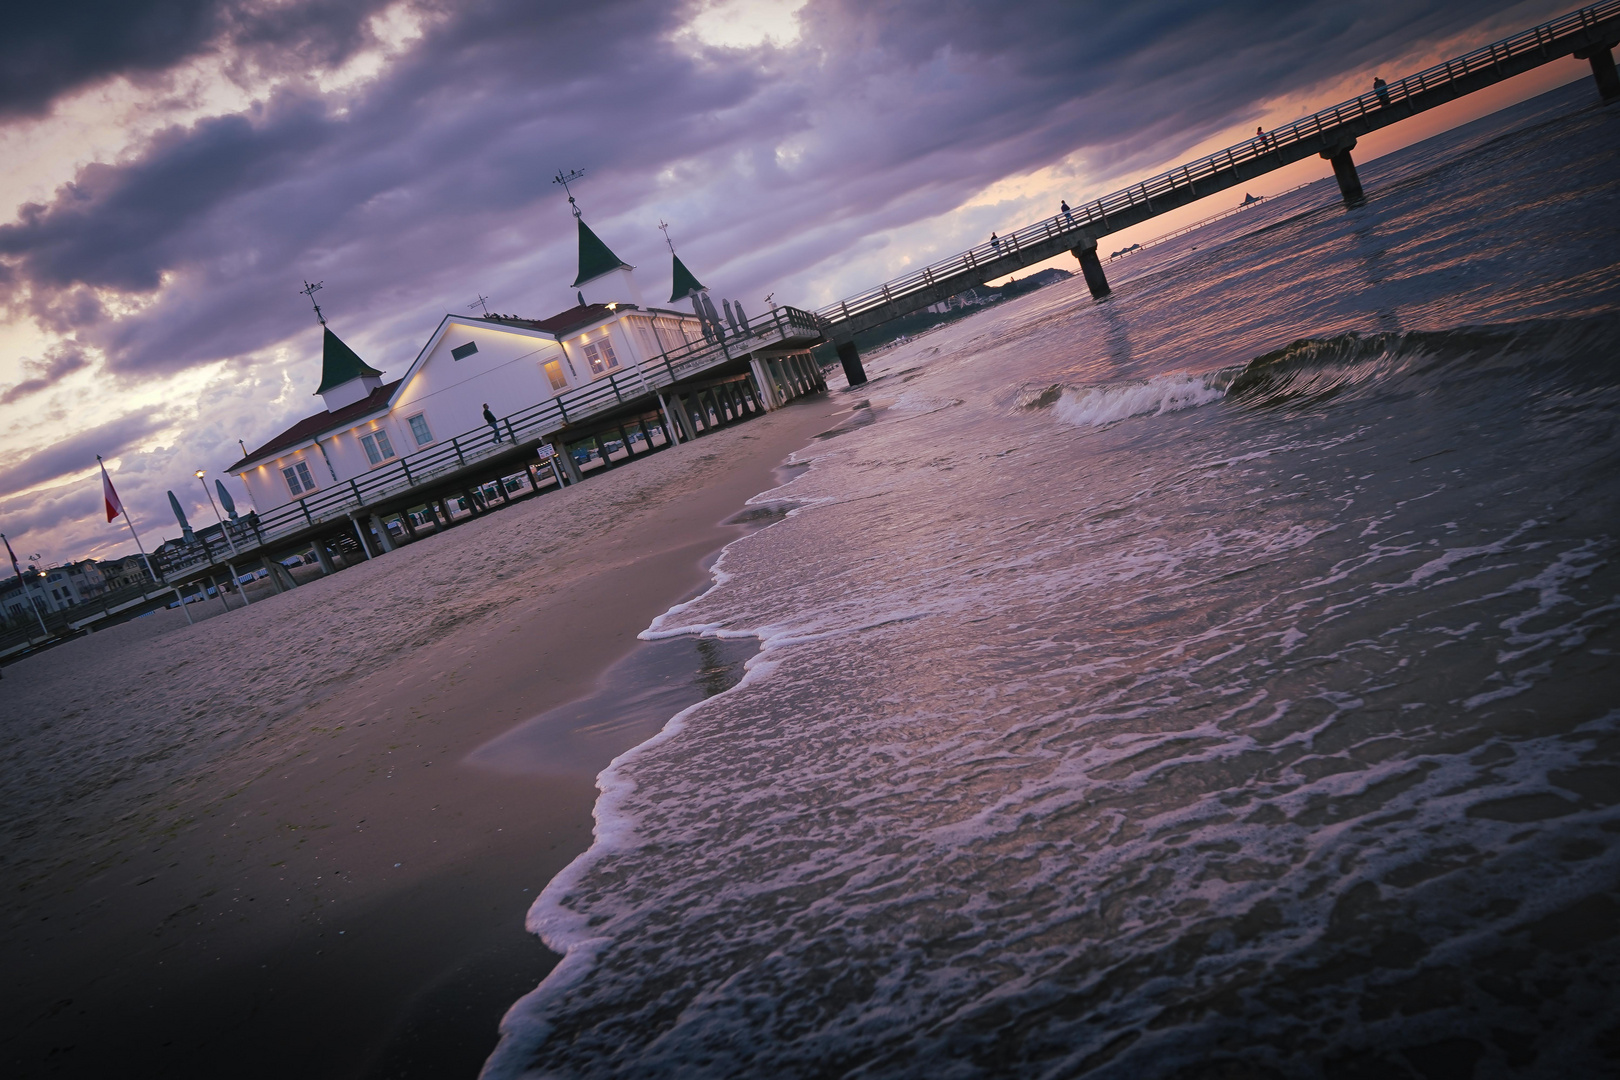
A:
[196,470,239,556]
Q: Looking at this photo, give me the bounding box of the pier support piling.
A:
[314,543,336,575]
[835,340,868,387]
[227,563,251,605]
[350,515,375,559]
[748,360,778,408]
[259,556,285,594]
[1576,43,1620,101]
[369,514,395,553]
[1070,236,1112,299]
[1321,139,1365,207]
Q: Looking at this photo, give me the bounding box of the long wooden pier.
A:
[813,1,1620,382]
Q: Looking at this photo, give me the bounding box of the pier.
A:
[814,1,1620,385]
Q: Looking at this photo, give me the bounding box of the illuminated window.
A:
[583,336,619,375]
[544,360,567,391]
[283,461,316,495]
[361,429,395,465]
[407,413,433,446]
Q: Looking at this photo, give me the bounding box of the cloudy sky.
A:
[0,0,1581,566]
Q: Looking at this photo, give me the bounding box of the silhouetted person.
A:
[1256,126,1270,149]
[483,403,501,442]
[1060,200,1073,224]
[1373,76,1390,106]
[990,232,1001,253]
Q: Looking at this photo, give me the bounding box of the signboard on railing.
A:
[536,443,556,460]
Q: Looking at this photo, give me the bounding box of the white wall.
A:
[386,318,565,453]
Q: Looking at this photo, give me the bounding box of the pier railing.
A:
[160,304,821,573]
[813,1,1620,331]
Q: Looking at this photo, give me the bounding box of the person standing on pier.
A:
[1061,200,1073,224]
[990,232,1001,253]
[1256,125,1270,149]
[1373,76,1390,106]
[483,403,501,443]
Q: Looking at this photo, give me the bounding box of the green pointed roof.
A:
[572,217,632,288]
[669,253,706,302]
[315,326,382,395]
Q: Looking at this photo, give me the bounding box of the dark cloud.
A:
[0,410,169,497]
[0,0,397,120]
[0,343,89,405]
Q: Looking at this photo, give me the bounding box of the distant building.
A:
[1,573,44,623]
[228,216,715,517]
[38,560,105,611]
[100,553,155,590]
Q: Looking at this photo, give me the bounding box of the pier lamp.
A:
[196,470,240,557]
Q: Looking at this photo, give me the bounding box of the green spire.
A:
[315,327,382,395]
[669,253,705,302]
[572,217,632,288]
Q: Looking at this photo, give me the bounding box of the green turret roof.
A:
[315,327,382,395]
[572,217,632,288]
[669,253,706,302]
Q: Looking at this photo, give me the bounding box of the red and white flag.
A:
[100,459,123,523]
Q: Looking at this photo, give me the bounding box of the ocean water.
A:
[485,80,1620,1078]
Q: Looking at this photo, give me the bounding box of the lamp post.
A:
[196,470,239,556]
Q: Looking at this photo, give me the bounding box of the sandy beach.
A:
[0,391,847,1079]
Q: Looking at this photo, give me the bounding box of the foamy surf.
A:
[482,81,1620,1079]
[1049,372,1228,428]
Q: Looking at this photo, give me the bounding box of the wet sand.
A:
[0,391,847,1079]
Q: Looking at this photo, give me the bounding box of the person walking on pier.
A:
[1373,76,1390,106]
[990,232,1001,253]
[1060,200,1073,225]
[1256,125,1271,149]
[483,403,502,443]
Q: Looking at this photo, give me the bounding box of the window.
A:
[407,413,433,446]
[283,461,316,496]
[361,429,396,465]
[451,340,479,361]
[544,359,567,391]
[583,336,619,375]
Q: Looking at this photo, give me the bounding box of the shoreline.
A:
[0,391,848,1079]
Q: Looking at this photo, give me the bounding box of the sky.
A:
[0,0,1588,567]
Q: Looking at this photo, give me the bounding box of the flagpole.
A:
[1,532,50,638]
[98,455,158,585]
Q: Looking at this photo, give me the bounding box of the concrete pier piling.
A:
[836,341,869,387]
[1577,42,1620,100]
[1322,139,1366,207]
[1070,235,1111,299]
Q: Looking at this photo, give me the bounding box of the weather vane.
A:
[553,169,586,219]
[300,280,326,326]
[470,293,491,316]
[659,220,676,254]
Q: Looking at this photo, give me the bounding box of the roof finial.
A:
[300,280,326,327]
[659,220,676,254]
[469,293,491,316]
[553,168,586,220]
